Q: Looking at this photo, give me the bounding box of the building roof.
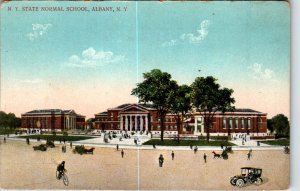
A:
[95,111,108,115]
[23,109,84,117]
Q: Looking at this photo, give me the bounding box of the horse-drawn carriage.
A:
[33,144,47,151]
[73,145,95,155]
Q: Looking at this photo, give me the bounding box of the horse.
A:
[212,151,221,159]
[84,147,95,155]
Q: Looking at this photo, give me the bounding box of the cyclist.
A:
[57,161,66,179]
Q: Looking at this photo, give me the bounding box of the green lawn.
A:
[18,134,96,142]
[143,139,236,146]
[261,139,290,146]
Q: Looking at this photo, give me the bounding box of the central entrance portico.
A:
[119,104,149,131]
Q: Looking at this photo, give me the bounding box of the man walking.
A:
[159,154,164,167]
[247,151,251,160]
[203,153,207,163]
[194,146,198,154]
[121,149,124,158]
[171,151,175,160]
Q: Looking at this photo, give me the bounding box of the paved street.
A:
[0,140,289,190]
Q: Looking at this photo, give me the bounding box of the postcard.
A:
[0,0,290,190]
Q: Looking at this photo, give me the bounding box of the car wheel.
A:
[230,177,237,186]
[255,178,263,185]
[236,179,244,187]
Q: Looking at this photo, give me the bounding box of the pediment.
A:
[120,104,149,113]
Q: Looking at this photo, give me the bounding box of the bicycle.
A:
[56,169,69,186]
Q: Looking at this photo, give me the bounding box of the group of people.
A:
[159,150,208,167]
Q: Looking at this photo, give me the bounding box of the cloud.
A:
[65,47,124,68]
[248,63,277,81]
[181,20,211,44]
[27,24,52,41]
[162,40,177,47]
[162,20,211,47]
[20,79,43,84]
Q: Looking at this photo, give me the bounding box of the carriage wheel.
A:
[236,179,244,187]
[255,178,263,185]
[62,174,69,186]
[230,177,237,186]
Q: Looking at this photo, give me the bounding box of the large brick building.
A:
[95,104,267,136]
[21,109,85,133]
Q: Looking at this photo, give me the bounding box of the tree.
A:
[170,84,192,142]
[86,118,95,129]
[0,111,8,128]
[269,114,290,137]
[191,76,235,142]
[132,69,178,141]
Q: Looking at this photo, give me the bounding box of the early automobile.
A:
[230,167,263,187]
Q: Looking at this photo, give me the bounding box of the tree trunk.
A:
[160,115,164,142]
[206,125,210,142]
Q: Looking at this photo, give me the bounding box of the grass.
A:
[18,134,96,142]
[143,139,236,146]
[261,139,290,146]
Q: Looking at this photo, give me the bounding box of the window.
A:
[241,118,245,129]
[229,118,233,129]
[223,118,226,129]
[235,118,238,129]
[248,118,251,129]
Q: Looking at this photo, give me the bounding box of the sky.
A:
[0,1,290,119]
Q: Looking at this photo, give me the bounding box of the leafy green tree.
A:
[86,118,95,129]
[170,84,192,142]
[269,114,290,137]
[7,113,16,128]
[0,111,8,128]
[132,69,178,141]
[191,76,235,142]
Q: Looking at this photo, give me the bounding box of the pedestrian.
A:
[70,141,72,148]
[121,149,124,158]
[63,138,66,144]
[249,149,253,157]
[242,140,245,145]
[194,146,198,154]
[60,139,61,143]
[4,137,6,143]
[257,141,260,146]
[247,151,251,160]
[221,144,224,150]
[159,154,164,167]
[171,151,175,160]
[203,153,207,163]
[190,144,193,150]
[26,138,30,145]
[153,144,156,149]
[116,144,119,151]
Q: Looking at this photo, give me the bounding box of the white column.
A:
[140,116,144,131]
[145,115,148,131]
[125,115,128,131]
[135,115,138,131]
[120,115,123,130]
[130,115,133,131]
